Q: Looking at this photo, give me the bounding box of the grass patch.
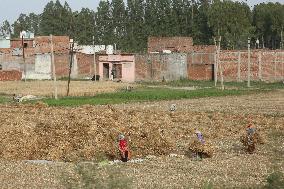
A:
[263,171,284,189]
[41,87,257,106]
[140,79,284,90]
[61,163,132,189]
[0,95,11,104]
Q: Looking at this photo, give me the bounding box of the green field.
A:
[42,87,259,106]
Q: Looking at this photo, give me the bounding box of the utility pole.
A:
[67,39,74,96]
[21,35,26,82]
[93,36,97,82]
[247,37,251,88]
[50,34,58,99]
[218,36,224,90]
[281,28,283,50]
[191,0,194,31]
[214,37,218,87]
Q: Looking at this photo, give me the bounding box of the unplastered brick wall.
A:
[76,52,98,77]
[193,45,216,53]
[0,70,22,81]
[54,54,69,77]
[187,46,216,80]
[148,37,193,53]
[10,39,34,48]
[34,36,70,54]
[188,63,214,80]
[219,50,284,81]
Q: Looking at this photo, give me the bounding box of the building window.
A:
[24,43,28,48]
[0,64,2,70]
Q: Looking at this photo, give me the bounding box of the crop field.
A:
[0,81,283,188]
[0,81,131,97]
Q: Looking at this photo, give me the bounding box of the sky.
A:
[0,0,283,25]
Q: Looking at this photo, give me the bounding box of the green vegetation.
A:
[0,96,11,104]
[0,80,282,107]
[62,163,132,189]
[140,80,284,90]
[1,1,283,51]
[263,171,284,189]
[42,87,257,106]
[202,180,214,189]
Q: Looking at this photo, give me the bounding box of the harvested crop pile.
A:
[0,104,282,161]
[188,138,214,158]
[240,132,265,147]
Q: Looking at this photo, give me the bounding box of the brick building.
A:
[148,37,193,53]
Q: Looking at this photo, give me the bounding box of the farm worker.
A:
[118,134,130,162]
[195,129,205,144]
[193,129,205,159]
[246,123,256,153]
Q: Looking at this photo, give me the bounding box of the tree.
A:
[192,0,213,44]
[12,13,40,38]
[125,0,146,52]
[111,0,127,50]
[0,20,12,37]
[253,3,284,49]
[208,0,253,49]
[74,8,95,45]
[39,0,73,36]
[95,0,113,45]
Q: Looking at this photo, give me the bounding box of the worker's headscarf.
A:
[118,134,125,141]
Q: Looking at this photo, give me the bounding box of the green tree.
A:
[125,0,146,52]
[12,14,29,38]
[253,3,284,49]
[39,0,73,36]
[192,0,213,44]
[111,0,127,50]
[95,0,113,45]
[208,0,253,49]
[0,20,12,37]
[74,8,95,45]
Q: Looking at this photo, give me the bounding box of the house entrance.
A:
[103,63,110,79]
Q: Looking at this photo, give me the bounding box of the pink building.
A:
[97,54,135,82]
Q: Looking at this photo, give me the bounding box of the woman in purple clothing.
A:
[195,129,205,144]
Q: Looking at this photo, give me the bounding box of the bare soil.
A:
[0,90,283,188]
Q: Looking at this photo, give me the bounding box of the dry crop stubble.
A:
[0,81,131,97]
[0,91,283,188]
[0,103,282,162]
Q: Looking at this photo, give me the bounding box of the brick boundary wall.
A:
[0,70,22,81]
[148,37,193,53]
[219,50,284,82]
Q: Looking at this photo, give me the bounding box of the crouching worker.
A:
[118,134,130,162]
[195,129,205,144]
[195,129,205,159]
[240,122,261,154]
[246,123,256,153]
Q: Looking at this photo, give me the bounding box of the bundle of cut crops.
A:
[240,132,265,147]
[188,138,214,158]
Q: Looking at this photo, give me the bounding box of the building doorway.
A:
[103,63,110,79]
[112,64,122,79]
